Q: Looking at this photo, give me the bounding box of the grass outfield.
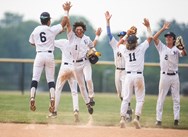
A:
[0,91,188,129]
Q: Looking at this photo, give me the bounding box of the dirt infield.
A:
[0,123,188,137]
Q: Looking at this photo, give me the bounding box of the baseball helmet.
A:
[117,31,126,37]
[40,12,51,20]
[127,35,138,44]
[164,32,176,40]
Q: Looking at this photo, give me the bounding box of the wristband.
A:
[95,35,99,41]
[64,10,69,17]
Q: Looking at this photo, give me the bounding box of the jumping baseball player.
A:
[29,10,67,112]
[63,2,102,115]
[105,11,132,122]
[118,18,152,129]
[153,22,187,126]
[48,39,79,122]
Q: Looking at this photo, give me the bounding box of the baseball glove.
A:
[127,26,137,36]
[86,48,101,64]
[175,36,185,50]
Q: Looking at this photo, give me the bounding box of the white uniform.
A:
[109,37,126,98]
[119,40,149,117]
[67,30,94,104]
[54,39,79,112]
[29,24,62,99]
[155,40,182,122]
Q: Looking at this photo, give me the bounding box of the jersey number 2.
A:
[40,32,46,42]
[129,53,136,62]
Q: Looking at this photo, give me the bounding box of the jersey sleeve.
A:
[109,37,118,51]
[29,32,35,45]
[50,24,63,35]
[155,40,164,53]
[54,39,68,49]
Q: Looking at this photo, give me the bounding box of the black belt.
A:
[162,72,177,75]
[37,51,52,53]
[73,58,87,63]
[127,71,142,74]
[64,62,68,65]
[116,68,125,70]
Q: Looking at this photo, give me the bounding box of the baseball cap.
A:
[127,35,138,44]
[164,32,176,39]
[117,31,126,37]
[40,12,51,20]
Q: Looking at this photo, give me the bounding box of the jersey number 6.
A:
[40,32,47,42]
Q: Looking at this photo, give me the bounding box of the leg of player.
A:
[69,79,79,122]
[30,80,38,111]
[73,70,93,114]
[48,82,55,113]
[83,63,95,106]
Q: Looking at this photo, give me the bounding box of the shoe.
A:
[89,98,95,106]
[74,110,80,122]
[155,121,162,126]
[48,111,57,118]
[133,118,141,129]
[120,116,126,128]
[49,98,55,113]
[174,120,179,126]
[30,98,36,111]
[87,104,93,115]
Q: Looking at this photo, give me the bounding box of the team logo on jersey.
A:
[117,52,122,57]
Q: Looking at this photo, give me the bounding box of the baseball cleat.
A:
[48,111,57,118]
[30,98,36,111]
[87,104,93,114]
[49,98,55,113]
[155,121,162,126]
[133,118,141,129]
[120,116,126,128]
[174,120,179,126]
[74,110,80,122]
[89,98,95,106]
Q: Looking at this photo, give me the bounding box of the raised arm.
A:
[62,1,72,33]
[93,27,102,47]
[143,18,152,44]
[105,11,113,41]
[153,22,170,45]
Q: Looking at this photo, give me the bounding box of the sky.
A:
[0,0,188,37]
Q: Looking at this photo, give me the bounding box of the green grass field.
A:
[0,91,188,129]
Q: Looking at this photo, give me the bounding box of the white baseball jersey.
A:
[29,24,62,52]
[119,40,149,72]
[109,37,125,68]
[155,40,182,73]
[67,30,94,61]
[55,39,73,64]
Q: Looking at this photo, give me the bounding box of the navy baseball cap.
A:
[127,35,138,44]
[40,12,51,20]
[117,31,126,37]
[164,32,176,39]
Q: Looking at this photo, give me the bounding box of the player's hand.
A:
[143,18,150,28]
[162,22,170,30]
[105,11,112,22]
[95,27,102,36]
[63,1,72,11]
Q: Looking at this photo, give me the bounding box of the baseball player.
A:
[48,39,79,122]
[118,18,152,128]
[153,22,187,126]
[29,10,67,112]
[63,2,102,114]
[105,11,132,122]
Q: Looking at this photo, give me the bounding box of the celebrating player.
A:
[118,18,152,129]
[29,9,67,112]
[63,1,102,114]
[105,11,132,122]
[153,22,187,126]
